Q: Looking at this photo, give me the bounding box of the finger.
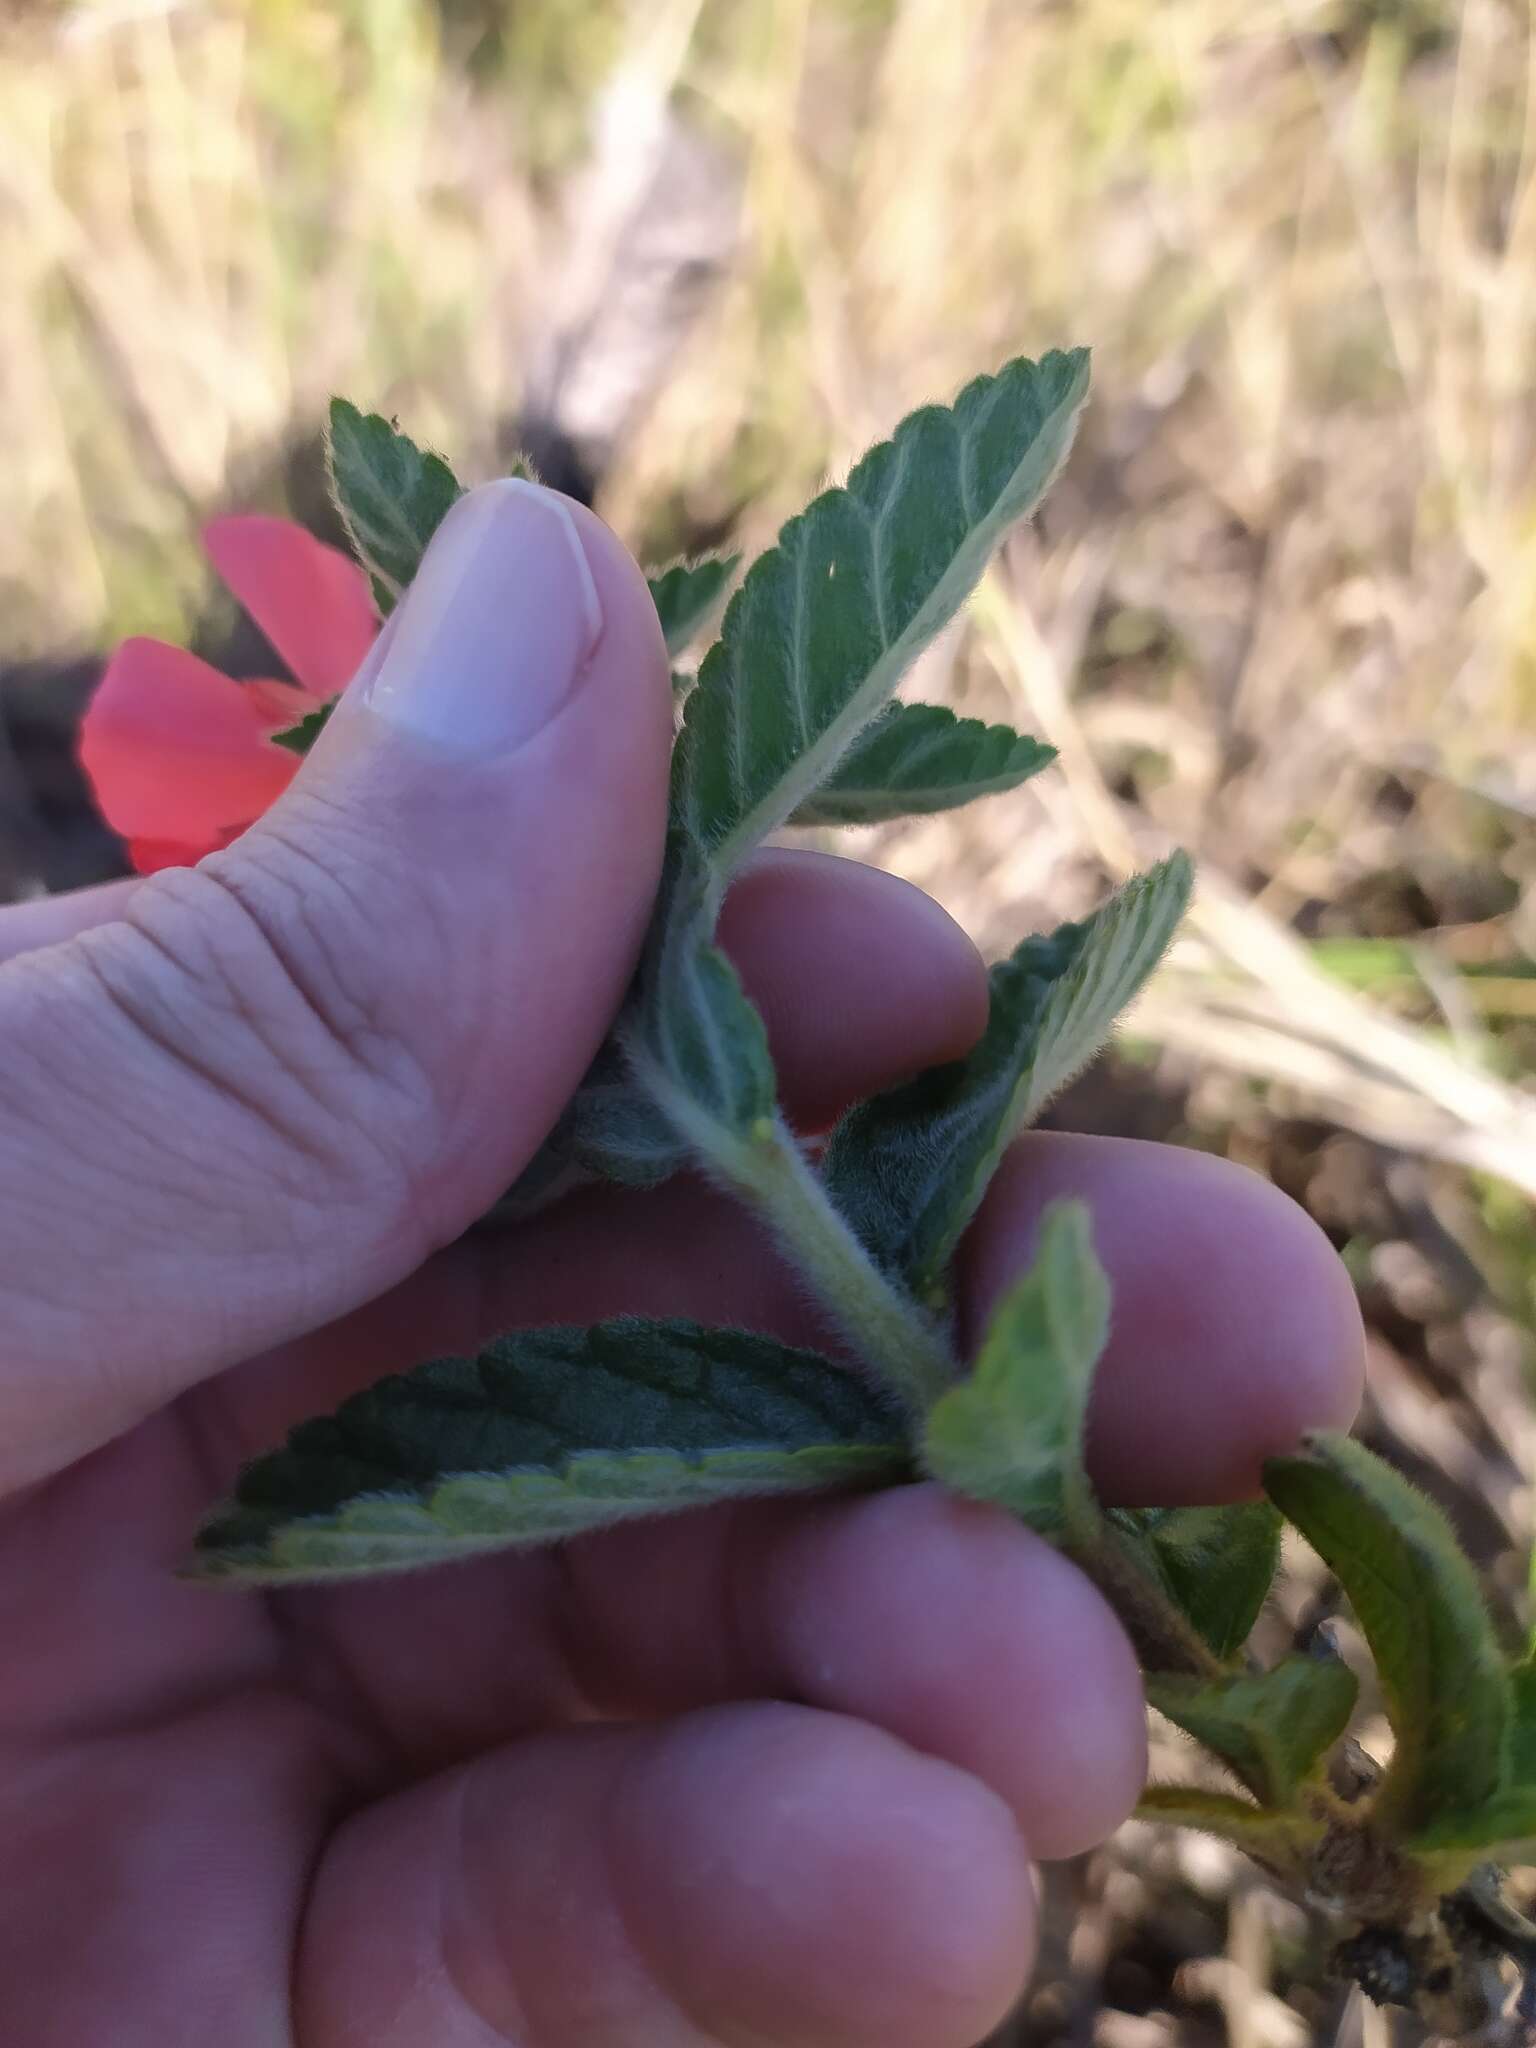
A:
[223,1122,1364,1503]
[245,1136,1358,1792]
[961,1131,1367,1504]
[0,842,983,1085]
[205,843,991,1459]
[296,1703,1034,2048]
[717,849,988,1130]
[0,481,672,1491]
[280,1484,1141,1865]
[0,878,140,962]
[557,1482,1146,1859]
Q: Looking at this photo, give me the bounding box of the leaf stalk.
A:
[739,1117,955,1415]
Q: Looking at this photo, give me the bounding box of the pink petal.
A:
[79,638,300,863]
[202,515,377,696]
[244,677,326,728]
[126,831,241,876]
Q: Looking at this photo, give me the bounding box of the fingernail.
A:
[363,479,604,752]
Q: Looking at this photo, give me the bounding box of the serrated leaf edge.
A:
[676,348,1091,886]
[789,704,1056,828]
[324,397,464,616]
[649,554,743,659]
[190,1440,909,1586]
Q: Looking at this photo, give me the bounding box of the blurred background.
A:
[3,0,1536,2039]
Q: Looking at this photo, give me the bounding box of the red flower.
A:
[79,516,376,874]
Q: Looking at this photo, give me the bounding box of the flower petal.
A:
[126,831,242,876]
[245,677,327,728]
[202,514,377,695]
[79,638,299,862]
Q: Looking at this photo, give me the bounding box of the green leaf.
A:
[789,703,1054,828]
[672,348,1090,883]
[269,699,337,757]
[622,839,778,1178]
[492,1042,687,1221]
[1507,1656,1536,1787]
[1408,1787,1536,1861]
[920,1200,1107,1542]
[498,838,772,1218]
[536,1040,686,1188]
[650,556,741,658]
[1129,1503,1282,1661]
[1135,1787,1320,1873]
[1147,1658,1359,1809]
[326,399,465,615]
[191,1317,909,1583]
[824,854,1192,1300]
[1263,1432,1509,1833]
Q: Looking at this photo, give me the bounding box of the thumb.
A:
[0,481,671,1490]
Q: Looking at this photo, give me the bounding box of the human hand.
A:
[0,483,1364,2047]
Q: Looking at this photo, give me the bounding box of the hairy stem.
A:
[1070,1521,1231,1685]
[739,1117,955,1415]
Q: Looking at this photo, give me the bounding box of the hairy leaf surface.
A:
[1507,1656,1536,1787]
[650,557,741,658]
[1263,1433,1509,1832]
[788,703,1053,827]
[824,854,1191,1299]
[502,1037,687,1214]
[622,840,778,1177]
[1127,1504,1282,1662]
[1147,1658,1358,1808]
[921,1201,1107,1540]
[193,1318,907,1582]
[1409,1787,1536,1861]
[326,400,465,615]
[500,841,774,1214]
[672,350,1090,880]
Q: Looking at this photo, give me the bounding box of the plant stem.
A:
[739,1116,955,1415]
[1070,1520,1231,1684]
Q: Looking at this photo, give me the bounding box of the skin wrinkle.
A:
[286,1820,332,2048]
[294,1536,590,1768]
[0,1700,337,2047]
[0,954,313,1244]
[719,1503,788,1708]
[194,1474,406,1793]
[75,928,340,1173]
[0,945,294,1203]
[441,1763,534,2048]
[599,1737,736,2048]
[122,856,445,1250]
[236,1700,357,2048]
[547,1536,647,1723]
[187,845,443,1136]
[211,808,411,1065]
[1,1407,341,1767]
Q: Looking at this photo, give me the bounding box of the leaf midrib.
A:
[704,370,1083,884]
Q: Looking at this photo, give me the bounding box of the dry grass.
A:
[4,1,1536,2041]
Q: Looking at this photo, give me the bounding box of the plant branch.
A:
[1070,1521,1232,1685]
[737,1116,955,1416]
